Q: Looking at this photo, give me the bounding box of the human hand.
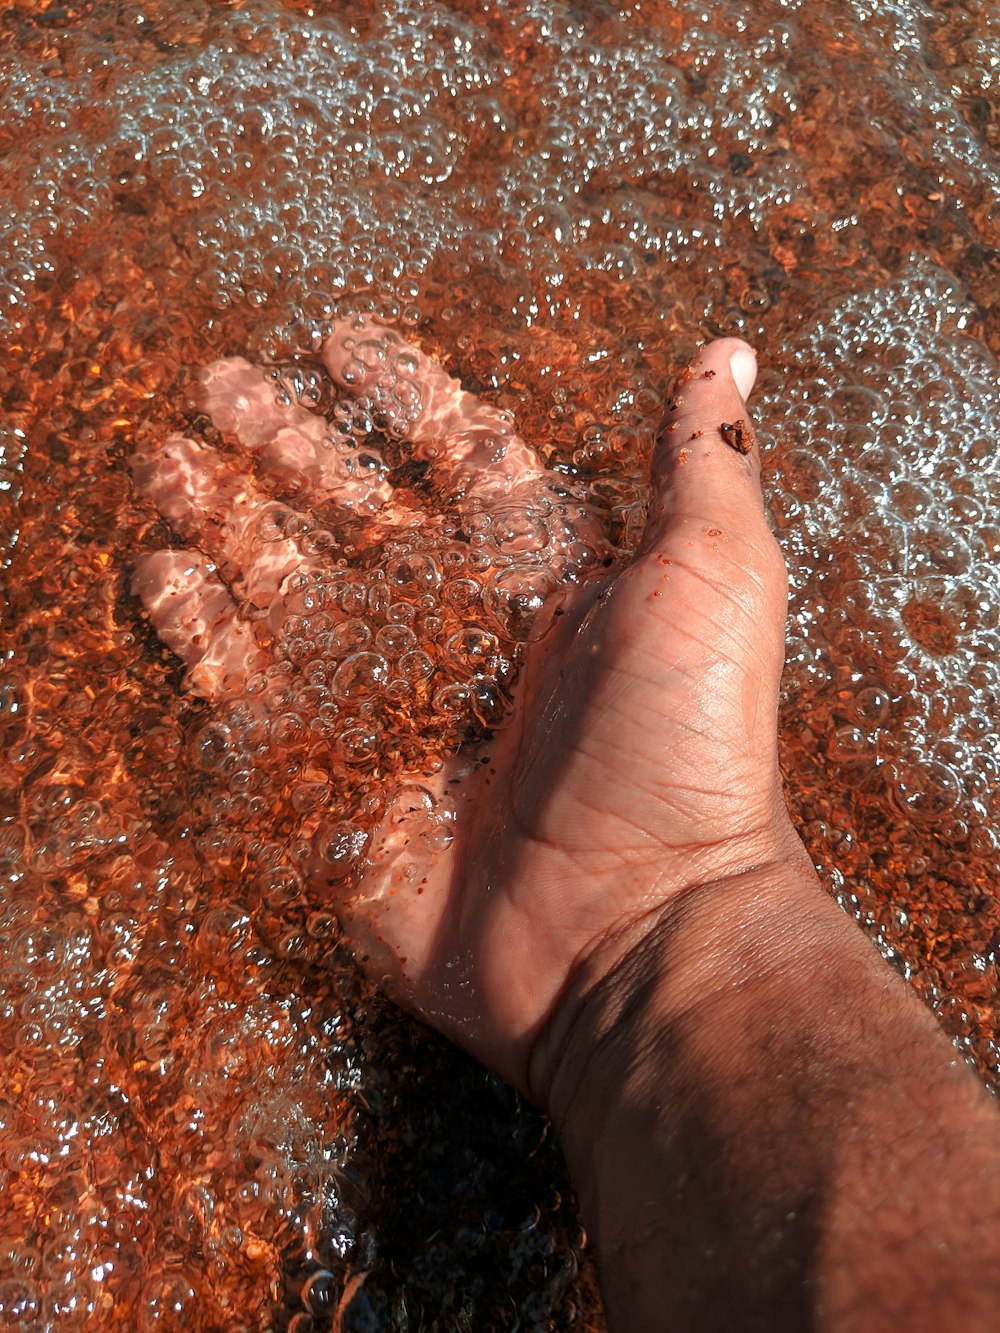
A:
[132,319,799,1096]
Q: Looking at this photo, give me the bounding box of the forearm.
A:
[533,859,1000,1332]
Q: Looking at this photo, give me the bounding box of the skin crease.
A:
[136,330,1000,1332]
[134,328,790,1086]
[327,335,795,1084]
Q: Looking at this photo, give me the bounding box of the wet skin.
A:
[135,326,1000,1332]
[133,322,789,1089]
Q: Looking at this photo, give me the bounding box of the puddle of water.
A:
[0,0,998,1327]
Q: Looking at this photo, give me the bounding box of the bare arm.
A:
[133,324,1000,1330]
[535,856,1000,1333]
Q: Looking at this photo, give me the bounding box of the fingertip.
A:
[131,549,177,601]
[131,549,263,701]
[322,314,399,389]
[687,337,757,401]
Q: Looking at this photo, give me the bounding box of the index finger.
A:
[322,315,545,505]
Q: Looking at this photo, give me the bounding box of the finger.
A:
[192,356,393,513]
[310,765,464,984]
[131,435,321,611]
[322,316,545,504]
[643,338,772,550]
[324,317,613,636]
[132,550,269,700]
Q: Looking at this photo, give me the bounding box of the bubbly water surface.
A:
[1,0,998,1328]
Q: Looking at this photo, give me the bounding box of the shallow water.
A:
[0,0,998,1328]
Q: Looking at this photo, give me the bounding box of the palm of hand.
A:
[133,319,788,1089]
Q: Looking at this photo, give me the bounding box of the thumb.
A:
[642,338,772,550]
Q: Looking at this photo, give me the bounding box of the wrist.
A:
[527,829,829,1119]
[529,836,1000,1333]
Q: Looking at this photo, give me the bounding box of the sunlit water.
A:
[0,0,998,1328]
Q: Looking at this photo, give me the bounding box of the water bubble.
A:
[443,577,483,610]
[398,650,435,683]
[339,726,380,764]
[198,907,250,956]
[490,506,550,556]
[315,822,368,876]
[446,628,499,670]
[271,712,309,746]
[384,551,441,597]
[485,566,564,641]
[258,868,304,909]
[194,721,237,771]
[302,1269,340,1315]
[375,624,418,657]
[433,682,473,719]
[140,1275,197,1329]
[332,653,390,700]
[891,760,963,824]
[850,686,893,727]
[175,1182,215,1241]
[291,779,332,813]
[330,618,372,655]
[0,1279,38,1324]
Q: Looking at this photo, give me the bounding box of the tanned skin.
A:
[137,331,1000,1331]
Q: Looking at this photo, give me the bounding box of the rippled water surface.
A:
[1,0,998,1328]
